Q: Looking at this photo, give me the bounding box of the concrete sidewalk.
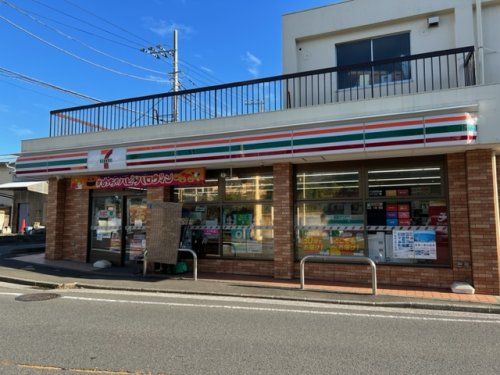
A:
[1,253,499,314]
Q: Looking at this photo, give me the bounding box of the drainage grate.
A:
[15,293,61,302]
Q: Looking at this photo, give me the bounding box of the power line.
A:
[0,66,101,102]
[1,0,166,75]
[0,75,82,106]
[179,59,223,85]
[62,0,154,46]
[31,0,225,88]
[18,7,140,51]
[27,0,145,48]
[0,14,168,82]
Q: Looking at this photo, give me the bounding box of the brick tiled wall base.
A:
[293,263,454,289]
[198,259,274,277]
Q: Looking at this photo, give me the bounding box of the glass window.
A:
[294,160,450,266]
[176,168,274,259]
[295,202,365,259]
[366,200,449,265]
[337,39,372,90]
[368,166,443,197]
[296,170,360,200]
[222,204,274,259]
[336,33,411,89]
[174,178,219,202]
[372,33,411,85]
[180,205,220,257]
[225,173,273,201]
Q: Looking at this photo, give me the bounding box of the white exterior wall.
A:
[283,0,500,86]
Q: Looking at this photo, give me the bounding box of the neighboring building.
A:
[0,162,14,232]
[0,161,48,234]
[15,0,500,294]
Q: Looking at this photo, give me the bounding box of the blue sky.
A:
[0,0,337,157]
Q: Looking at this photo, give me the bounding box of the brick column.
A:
[465,149,500,295]
[446,153,473,283]
[45,178,66,260]
[147,186,172,203]
[273,163,294,279]
[62,185,90,262]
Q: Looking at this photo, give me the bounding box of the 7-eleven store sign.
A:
[87,148,126,172]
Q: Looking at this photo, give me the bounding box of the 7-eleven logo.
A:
[100,149,113,169]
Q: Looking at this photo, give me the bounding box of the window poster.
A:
[413,230,437,259]
[301,235,325,254]
[392,230,414,258]
[393,230,437,260]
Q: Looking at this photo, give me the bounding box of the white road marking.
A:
[63,288,500,320]
[61,295,500,324]
[0,292,22,296]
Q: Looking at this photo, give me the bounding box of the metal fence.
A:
[50,46,476,137]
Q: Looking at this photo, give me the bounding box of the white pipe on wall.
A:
[476,0,485,84]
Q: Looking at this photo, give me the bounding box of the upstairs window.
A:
[336,33,411,89]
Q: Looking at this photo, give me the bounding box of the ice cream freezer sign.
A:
[87,148,127,172]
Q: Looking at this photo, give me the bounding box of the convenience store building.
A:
[16,0,500,295]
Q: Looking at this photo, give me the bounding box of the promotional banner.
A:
[70,168,205,190]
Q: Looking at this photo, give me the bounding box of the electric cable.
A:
[1,0,166,75]
[27,0,144,48]
[0,14,168,82]
[62,0,154,46]
[0,66,101,102]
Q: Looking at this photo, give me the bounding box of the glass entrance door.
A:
[90,195,123,265]
[125,196,148,264]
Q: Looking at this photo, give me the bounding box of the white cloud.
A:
[147,75,169,84]
[200,66,213,74]
[142,17,193,38]
[243,51,262,77]
[8,125,34,137]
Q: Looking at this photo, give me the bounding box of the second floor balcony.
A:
[49,46,476,137]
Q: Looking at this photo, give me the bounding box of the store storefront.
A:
[64,157,449,272]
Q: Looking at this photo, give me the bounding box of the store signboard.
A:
[70,168,205,190]
[393,230,437,259]
[87,148,127,171]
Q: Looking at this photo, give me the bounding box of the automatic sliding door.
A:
[125,196,148,264]
[90,195,123,265]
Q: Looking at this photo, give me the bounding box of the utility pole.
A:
[140,29,180,122]
[172,29,179,122]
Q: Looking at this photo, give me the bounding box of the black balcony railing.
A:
[49,46,476,137]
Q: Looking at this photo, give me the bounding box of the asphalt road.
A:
[0,281,499,375]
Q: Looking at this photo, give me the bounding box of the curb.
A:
[2,273,499,315]
[0,275,62,290]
